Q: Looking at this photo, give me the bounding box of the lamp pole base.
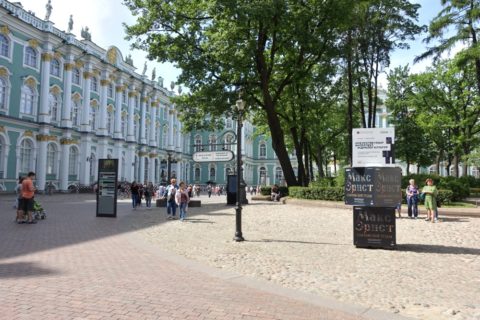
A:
[234,233,245,242]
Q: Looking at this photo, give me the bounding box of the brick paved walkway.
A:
[0,194,408,320]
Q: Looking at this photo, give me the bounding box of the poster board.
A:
[96,159,118,218]
[353,206,396,249]
[352,128,395,167]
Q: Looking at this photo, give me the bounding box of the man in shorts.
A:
[21,171,37,224]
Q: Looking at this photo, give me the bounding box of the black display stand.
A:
[353,206,396,249]
[96,159,118,218]
[226,175,237,205]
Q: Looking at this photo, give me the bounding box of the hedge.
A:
[260,186,289,196]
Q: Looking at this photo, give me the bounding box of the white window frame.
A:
[23,46,39,70]
[20,82,38,116]
[0,71,11,111]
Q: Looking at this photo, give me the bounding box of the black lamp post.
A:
[234,96,245,242]
[167,152,172,182]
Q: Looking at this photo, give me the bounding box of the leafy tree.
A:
[124,0,352,186]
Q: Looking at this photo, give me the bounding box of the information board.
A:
[345,167,401,207]
[96,159,118,217]
[352,128,395,167]
[353,206,396,249]
[192,151,234,162]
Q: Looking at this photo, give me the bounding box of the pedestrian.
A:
[166,178,178,219]
[131,181,140,210]
[406,179,419,219]
[187,184,193,198]
[175,181,190,221]
[21,171,37,224]
[15,176,25,223]
[271,184,280,201]
[144,182,154,209]
[422,178,438,223]
[137,183,144,207]
[207,184,212,198]
[47,181,54,195]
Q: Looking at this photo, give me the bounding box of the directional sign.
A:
[193,150,235,162]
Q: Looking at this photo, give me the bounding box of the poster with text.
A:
[352,128,395,167]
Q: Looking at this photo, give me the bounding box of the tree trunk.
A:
[347,30,354,166]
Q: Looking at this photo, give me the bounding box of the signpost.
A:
[347,128,400,249]
[192,150,234,162]
[96,159,118,218]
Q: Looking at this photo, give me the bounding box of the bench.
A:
[156,198,167,207]
[156,198,201,207]
[189,200,201,207]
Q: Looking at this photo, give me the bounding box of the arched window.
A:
[194,135,202,152]
[20,139,33,173]
[225,118,232,129]
[46,143,57,175]
[0,77,7,110]
[224,134,234,151]
[68,147,78,175]
[24,47,37,67]
[122,90,127,104]
[71,99,80,126]
[259,143,266,158]
[209,134,217,151]
[144,158,149,183]
[90,77,98,92]
[259,167,267,185]
[209,166,216,181]
[134,119,139,140]
[72,68,81,85]
[50,59,61,77]
[107,83,113,98]
[194,166,201,181]
[49,93,60,122]
[20,84,36,115]
[0,35,9,57]
[275,167,283,184]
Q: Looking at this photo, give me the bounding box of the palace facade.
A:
[0,0,289,192]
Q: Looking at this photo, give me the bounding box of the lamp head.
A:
[236,99,245,111]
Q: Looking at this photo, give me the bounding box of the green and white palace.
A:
[0,0,291,192]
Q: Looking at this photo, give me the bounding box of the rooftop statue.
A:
[81,26,91,41]
[68,15,73,33]
[45,0,52,21]
[142,61,147,76]
[151,67,156,81]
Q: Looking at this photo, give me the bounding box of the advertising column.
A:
[96,159,118,217]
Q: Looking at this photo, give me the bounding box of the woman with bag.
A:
[406,179,419,219]
[175,181,190,221]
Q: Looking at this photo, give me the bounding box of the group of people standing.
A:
[129,181,155,210]
[404,178,439,223]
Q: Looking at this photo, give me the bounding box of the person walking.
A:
[406,179,419,219]
[175,181,190,221]
[21,172,36,224]
[422,178,438,223]
[166,178,178,219]
[207,184,212,198]
[144,182,154,209]
[130,181,140,210]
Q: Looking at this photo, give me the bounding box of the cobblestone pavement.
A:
[0,193,405,320]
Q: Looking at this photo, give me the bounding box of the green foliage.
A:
[402,174,472,201]
[437,177,470,201]
[260,186,289,196]
[288,186,344,201]
[309,177,336,188]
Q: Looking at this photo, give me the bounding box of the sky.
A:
[15,0,448,91]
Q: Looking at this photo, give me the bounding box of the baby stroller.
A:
[33,200,47,220]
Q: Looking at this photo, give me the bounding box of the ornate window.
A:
[48,93,60,122]
[0,76,8,110]
[122,90,127,104]
[194,166,201,181]
[224,134,234,151]
[0,35,9,57]
[225,118,233,129]
[50,59,61,77]
[68,147,78,175]
[24,47,37,68]
[194,135,202,152]
[162,125,168,147]
[20,139,33,173]
[134,119,139,140]
[90,77,98,92]
[209,134,217,151]
[259,167,267,185]
[71,99,80,126]
[106,83,113,98]
[259,143,266,158]
[46,143,57,175]
[20,84,36,115]
[209,166,216,181]
[275,167,283,184]
[72,68,81,85]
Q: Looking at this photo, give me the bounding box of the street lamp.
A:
[234,95,245,242]
[167,152,172,182]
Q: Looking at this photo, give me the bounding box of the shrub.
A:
[260,186,289,196]
[437,177,469,201]
[310,177,335,188]
[289,186,344,201]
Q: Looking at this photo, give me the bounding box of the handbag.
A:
[419,192,426,201]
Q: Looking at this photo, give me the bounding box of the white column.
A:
[176,121,182,152]
[36,128,49,192]
[97,138,108,159]
[62,58,73,128]
[176,161,181,181]
[79,135,92,186]
[149,101,157,147]
[98,78,109,136]
[168,109,174,150]
[80,68,92,132]
[127,90,136,142]
[140,95,148,144]
[148,156,155,183]
[59,137,71,191]
[139,150,146,183]
[114,141,123,180]
[38,50,52,123]
[114,81,124,139]
[126,144,136,182]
